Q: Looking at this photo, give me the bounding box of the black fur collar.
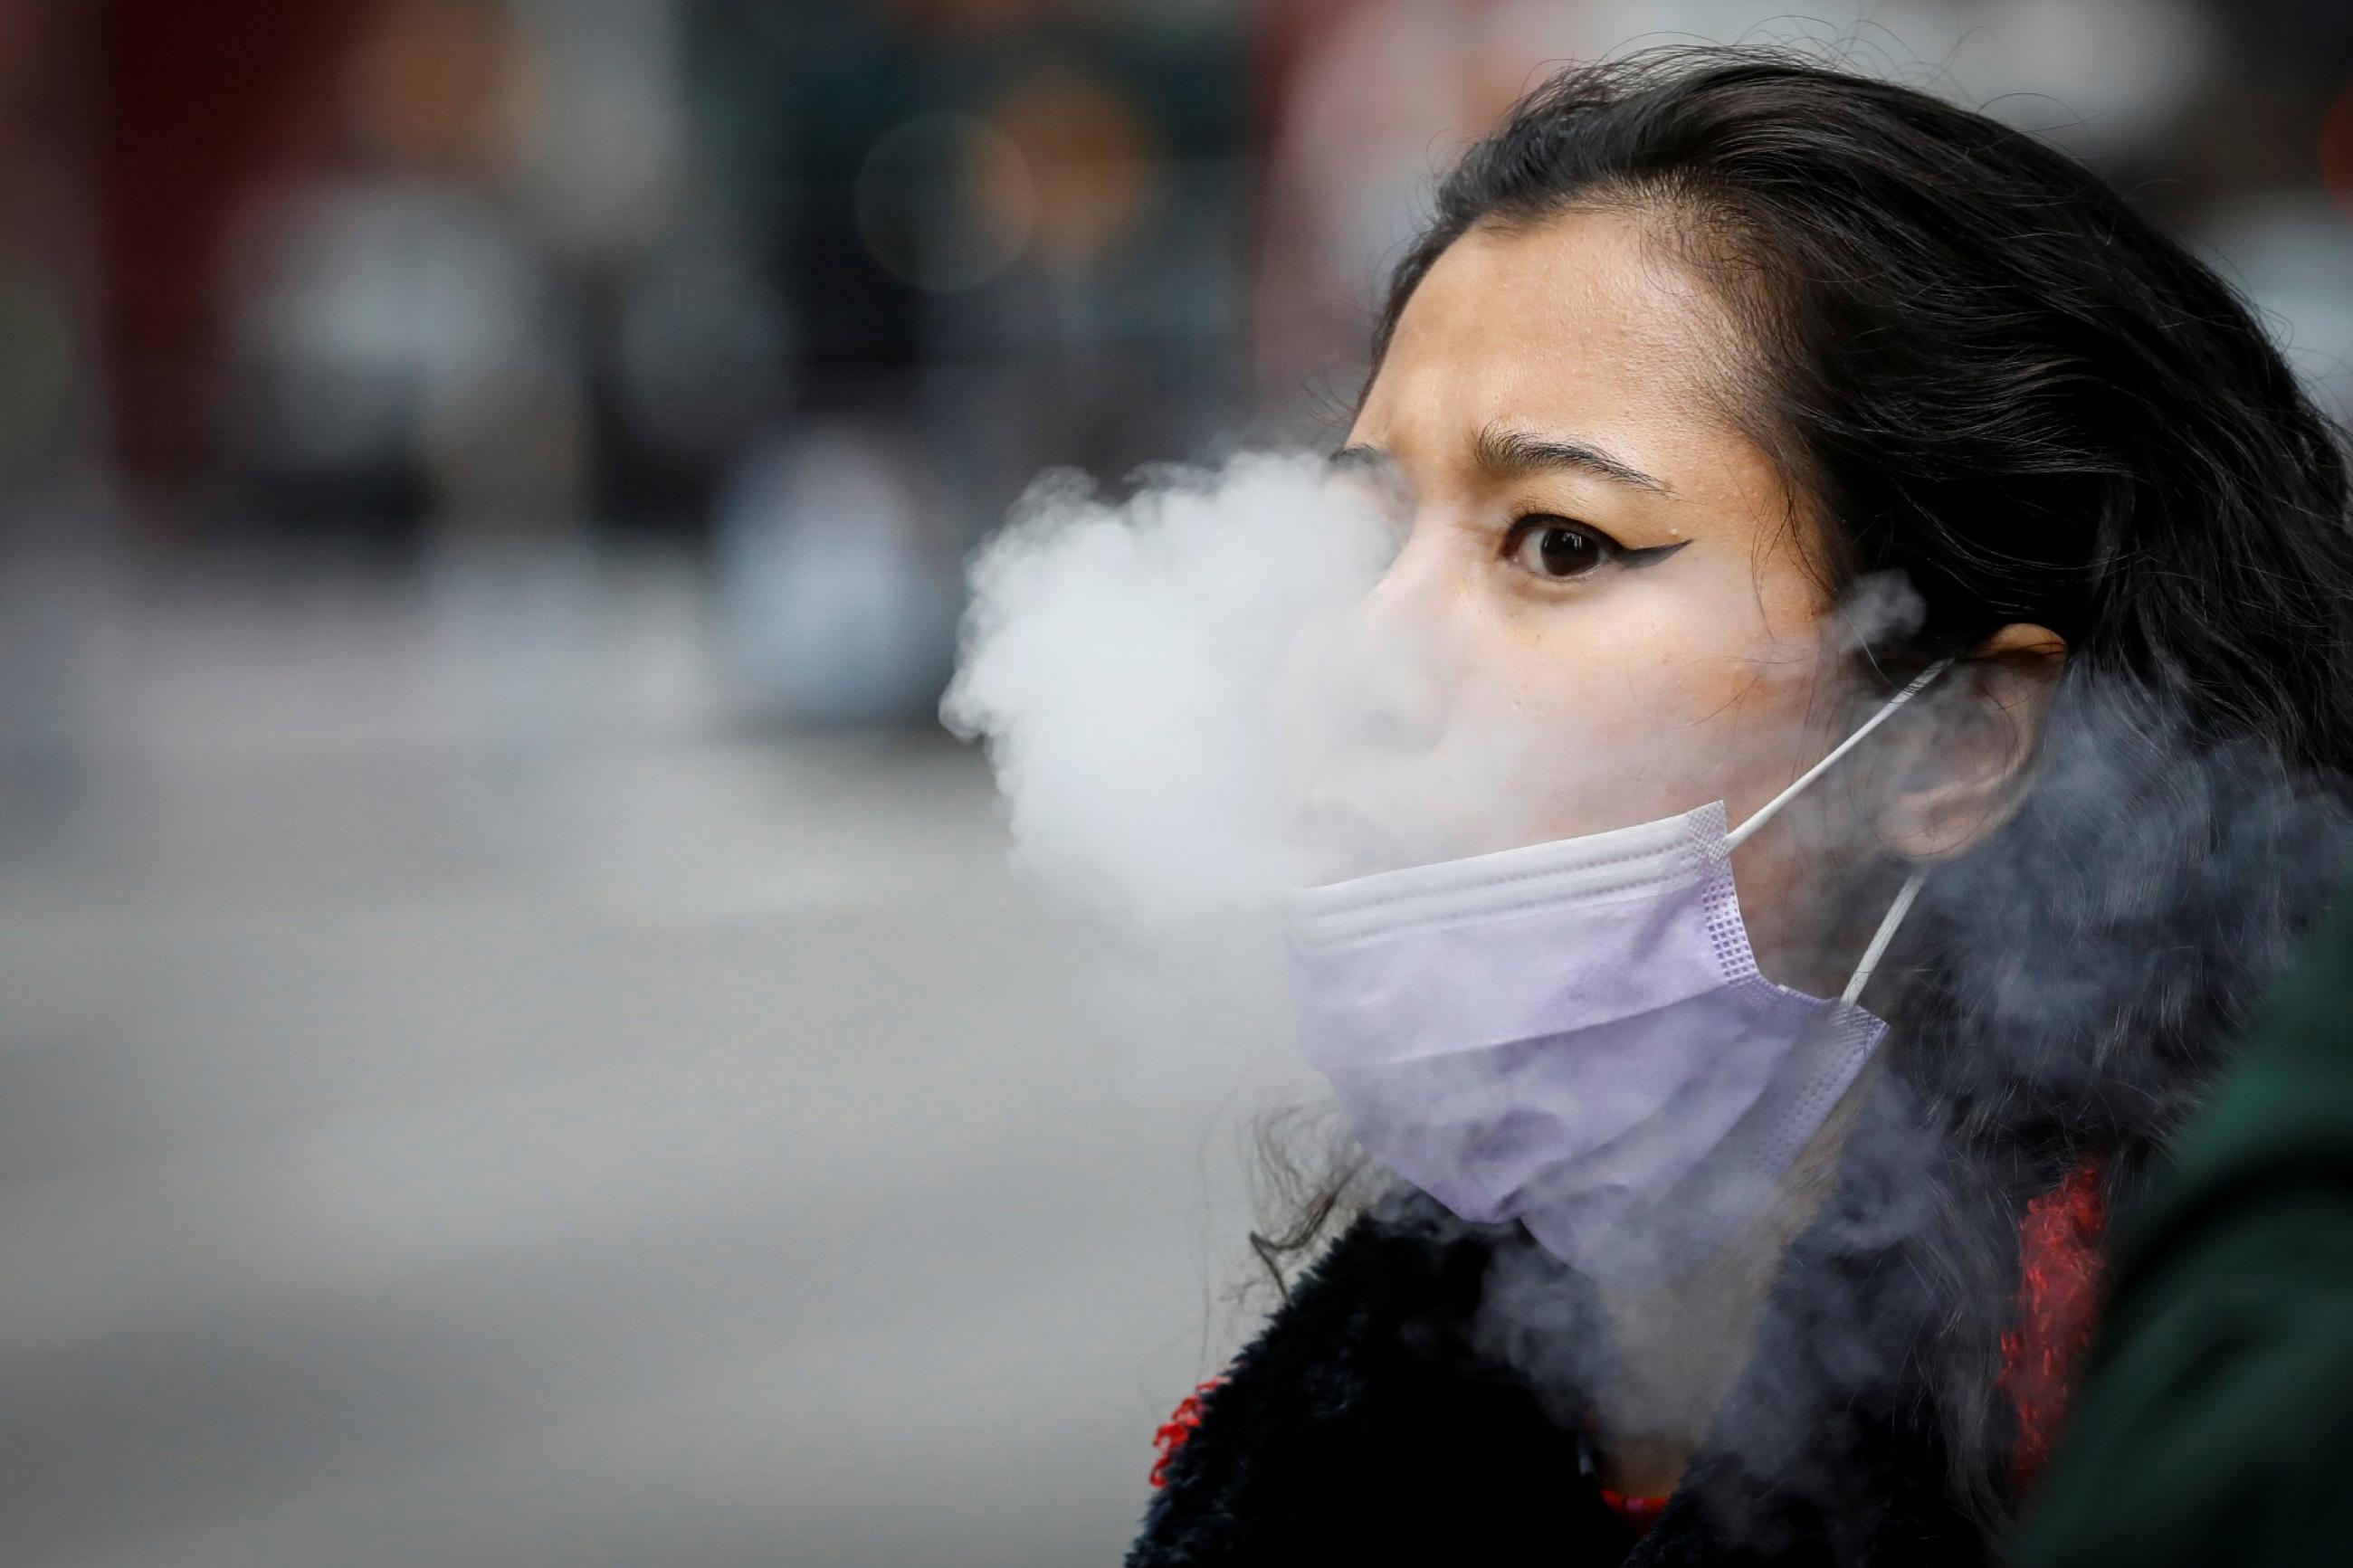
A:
[1126,1176,1991,1567]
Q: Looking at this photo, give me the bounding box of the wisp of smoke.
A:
[941,451,1396,1092]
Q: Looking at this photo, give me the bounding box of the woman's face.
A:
[1296,208,1883,988]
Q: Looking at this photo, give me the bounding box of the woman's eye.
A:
[1503,516,1620,580]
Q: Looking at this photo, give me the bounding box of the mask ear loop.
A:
[1717,655,1957,1011]
[1841,866,1926,1009]
[1723,656,1957,852]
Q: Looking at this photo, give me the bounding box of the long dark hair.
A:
[1248,45,2353,1535]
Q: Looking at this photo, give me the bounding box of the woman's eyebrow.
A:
[1327,429,1673,495]
[1327,443,1394,475]
[1472,423,1672,494]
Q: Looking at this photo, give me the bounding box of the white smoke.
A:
[940,451,1398,1094]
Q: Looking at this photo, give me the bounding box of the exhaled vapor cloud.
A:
[943,451,1397,927]
[939,451,1399,1094]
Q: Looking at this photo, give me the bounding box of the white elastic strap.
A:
[1840,865,1927,1007]
[1724,656,1957,852]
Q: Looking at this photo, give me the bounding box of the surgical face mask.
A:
[1283,659,1952,1286]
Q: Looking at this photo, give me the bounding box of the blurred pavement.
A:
[0,560,1263,1568]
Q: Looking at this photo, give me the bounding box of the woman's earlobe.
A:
[1878,625,2067,860]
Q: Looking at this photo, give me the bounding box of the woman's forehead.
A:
[1353,214,1780,513]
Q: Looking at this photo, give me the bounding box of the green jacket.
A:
[2015,883,2353,1566]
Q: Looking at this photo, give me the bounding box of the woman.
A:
[1127,48,2353,1567]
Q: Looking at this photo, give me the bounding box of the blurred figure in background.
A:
[222,0,585,563]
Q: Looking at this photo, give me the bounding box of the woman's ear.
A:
[1874,623,2068,860]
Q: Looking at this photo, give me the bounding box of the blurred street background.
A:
[0,2,2348,1564]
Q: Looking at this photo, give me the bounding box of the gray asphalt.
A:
[0,564,1274,1567]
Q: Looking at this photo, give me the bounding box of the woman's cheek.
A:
[1457,658,1672,842]
[1500,606,1809,840]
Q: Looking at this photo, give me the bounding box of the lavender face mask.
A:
[1284,660,1951,1286]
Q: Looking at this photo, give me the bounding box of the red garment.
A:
[1997,1159,2109,1494]
[1600,1486,1669,1537]
[1148,1377,1227,1488]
